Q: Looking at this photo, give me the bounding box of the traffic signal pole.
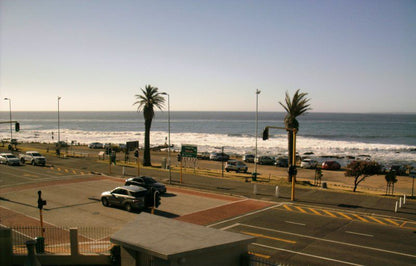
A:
[263,126,298,201]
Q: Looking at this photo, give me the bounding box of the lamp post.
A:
[57,97,61,143]
[161,92,171,184]
[254,89,261,178]
[3,98,12,141]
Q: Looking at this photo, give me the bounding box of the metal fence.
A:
[10,226,114,255]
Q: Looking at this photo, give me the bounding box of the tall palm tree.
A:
[279,89,311,182]
[134,85,165,166]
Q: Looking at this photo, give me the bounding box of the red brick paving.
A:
[175,199,274,226]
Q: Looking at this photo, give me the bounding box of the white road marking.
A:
[207,203,282,228]
[285,221,306,226]
[240,223,416,258]
[253,243,364,266]
[345,231,373,237]
[219,223,241,231]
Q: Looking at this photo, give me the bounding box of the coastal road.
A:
[2,164,416,265]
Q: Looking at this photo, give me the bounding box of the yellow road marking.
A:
[294,206,307,214]
[242,231,296,244]
[64,169,69,173]
[283,204,293,211]
[385,218,400,226]
[367,216,386,225]
[248,251,271,259]
[400,221,407,227]
[337,212,353,220]
[308,208,322,215]
[352,214,369,223]
[80,171,85,175]
[322,209,337,218]
[57,168,61,171]
[72,170,77,174]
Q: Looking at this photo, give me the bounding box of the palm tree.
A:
[279,89,311,182]
[134,85,165,166]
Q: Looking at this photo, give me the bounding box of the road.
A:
[1,160,416,265]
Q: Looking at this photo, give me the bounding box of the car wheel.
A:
[20,158,25,164]
[31,160,35,166]
[236,169,240,173]
[101,198,109,207]
[125,203,133,212]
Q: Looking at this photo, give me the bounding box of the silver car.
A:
[0,153,20,166]
[100,185,147,212]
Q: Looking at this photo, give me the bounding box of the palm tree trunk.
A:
[143,119,152,166]
[287,130,293,182]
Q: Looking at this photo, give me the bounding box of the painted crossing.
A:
[281,204,416,230]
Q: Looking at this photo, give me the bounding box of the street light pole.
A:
[254,89,261,178]
[57,96,61,143]
[3,98,12,141]
[161,92,171,184]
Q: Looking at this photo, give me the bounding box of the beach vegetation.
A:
[345,160,382,192]
[134,85,165,166]
[279,89,311,182]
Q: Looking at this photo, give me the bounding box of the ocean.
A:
[0,111,415,167]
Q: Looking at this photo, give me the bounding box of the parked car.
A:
[389,165,407,176]
[0,153,20,166]
[321,160,341,170]
[225,160,248,173]
[256,156,275,165]
[88,142,104,149]
[125,176,167,194]
[209,152,230,161]
[100,185,148,212]
[243,154,255,163]
[274,157,289,167]
[197,152,210,160]
[300,159,318,169]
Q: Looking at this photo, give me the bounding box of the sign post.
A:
[410,171,416,198]
[180,145,197,183]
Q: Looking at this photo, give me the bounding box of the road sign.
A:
[181,144,197,158]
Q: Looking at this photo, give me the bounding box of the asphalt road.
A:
[1,158,416,265]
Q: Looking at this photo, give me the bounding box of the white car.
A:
[0,153,21,166]
[300,159,318,169]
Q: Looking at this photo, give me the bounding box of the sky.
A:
[0,0,415,113]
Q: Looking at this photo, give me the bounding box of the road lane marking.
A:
[248,251,271,259]
[308,208,322,215]
[400,221,407,227]
[72,170,77,174]
[345,231,373,237]
[207,204,281,228]
[285,221,306,226]
[367,216,386,225]
[242,231,296,244]
[219,223,241,231]
[384,218,400,226]
[352,214,369,223]
[283,204,293,211]
[240,223,416,258]
[294,206,307,213]
[253,243,364,266]
[322,209,337,218]
[337,212,353,220]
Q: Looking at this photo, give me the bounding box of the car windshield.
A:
[32,153,41,156]
[6,155,16,158]
[142,177,156,184]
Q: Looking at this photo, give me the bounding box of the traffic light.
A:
[154,191,161,208]
[15,122,20,132]
[37,190,47,210]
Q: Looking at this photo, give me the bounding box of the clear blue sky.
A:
[1,0,415,112]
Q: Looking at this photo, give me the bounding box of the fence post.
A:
[399,197,402,208]
[0,227,12,266]
[253,184,257,195]
[275,186,279,198]
[403,194,406,205]
[395,201,398,213]
[70,228,79,256]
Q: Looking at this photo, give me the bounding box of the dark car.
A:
[125,176,167,194]
[243,154,255,163]
[209,152,230,161]
[256,156,275,165]
[275,157,289,167]
[322,160,341,170]
[100,185,147,212]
